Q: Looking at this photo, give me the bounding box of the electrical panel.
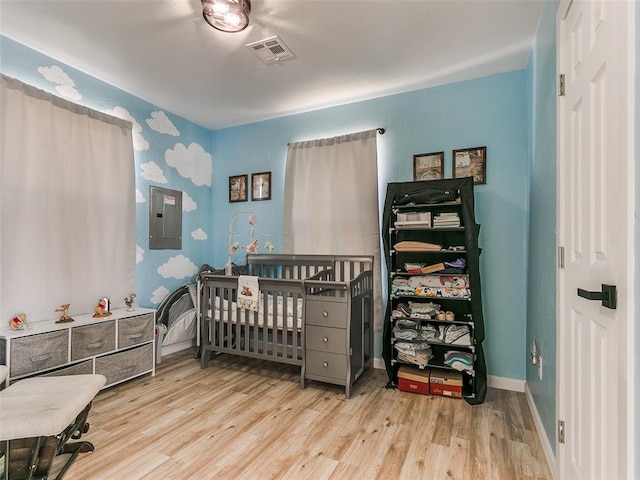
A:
[149,186,182,250]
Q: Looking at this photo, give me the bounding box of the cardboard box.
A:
[398,366,429,395]
[429,368,463,398]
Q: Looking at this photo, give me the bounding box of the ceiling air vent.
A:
[246,36,296,65]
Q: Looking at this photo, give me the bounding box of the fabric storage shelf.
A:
[0,308,156,387]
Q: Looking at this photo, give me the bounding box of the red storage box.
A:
[429,368,463,398]
[398,366,429,395]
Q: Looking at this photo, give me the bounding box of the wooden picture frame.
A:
[413,151,444,181]
[452,146,487,184]
[229,174,248,203]
[251,171,271,201]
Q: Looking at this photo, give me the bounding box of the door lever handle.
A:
[577,284,617,310]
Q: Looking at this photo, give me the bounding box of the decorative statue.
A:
[124,293,136,311]
[93,297,112,318]
[9,313,31,330]
[55,303,74,323]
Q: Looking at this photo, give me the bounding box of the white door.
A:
[557,1,634,479]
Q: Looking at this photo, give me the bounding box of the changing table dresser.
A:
[304,285,371,399]
[0,308,155,388]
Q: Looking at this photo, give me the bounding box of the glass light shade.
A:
[202,0,251,33]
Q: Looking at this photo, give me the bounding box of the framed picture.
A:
[452,146,487,184]
[229,174,248,203]
[413,151,444,181]
[251,171,271,201]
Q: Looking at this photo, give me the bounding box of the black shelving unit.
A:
[382,177,487,405]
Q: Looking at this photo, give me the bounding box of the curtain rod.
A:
[287,128,385,146]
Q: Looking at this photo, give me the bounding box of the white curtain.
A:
[283,129,383,331]
[0,74,136,323]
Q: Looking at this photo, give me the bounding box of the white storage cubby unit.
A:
[0,308,155,388]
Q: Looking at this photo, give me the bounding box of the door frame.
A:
[555,0,636,478]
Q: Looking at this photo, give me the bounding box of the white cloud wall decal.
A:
[151,286,170,304]
[136,245,145,264]
[157,254,198,279]
[147,111,180,136]
[182,192,197,212]
[55,84,82,101]
[165,142,212,187]
[141,161,167,184]
[37,66,82,101]
[136,189,146,203]
[191,228,208,240]
[104,106,149,151]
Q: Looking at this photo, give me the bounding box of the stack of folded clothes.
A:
[433,212,461,228]
[438,324,471,345]
[393,241,442,252]
[391,302,442,320]
[395,341,432,368]
[392,319,420,340]
[444,351,474,372]
[391,275,470,298]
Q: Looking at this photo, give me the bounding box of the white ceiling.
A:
[0,0,544,130]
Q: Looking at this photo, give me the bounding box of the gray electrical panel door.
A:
[149,186,182,250]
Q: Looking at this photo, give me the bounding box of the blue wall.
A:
[525,0,559,453]
[212,72,530,379]
[2,35,532,382]
[1,36,213,310]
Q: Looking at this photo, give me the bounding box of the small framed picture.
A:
[229,174,248,203]
[251,171,271,201]
[413,151,444,181]
[452,146,487,184]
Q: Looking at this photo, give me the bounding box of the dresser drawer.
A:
[306,300,348,328]
[71,321,116,360]
[95,343,153,386]
[41,359,93,377]
[10,330,69,377]
[118,313,154,348]
[306,351,347,380]
[306,325,346,354]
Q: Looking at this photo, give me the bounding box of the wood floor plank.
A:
[64,349,553,479]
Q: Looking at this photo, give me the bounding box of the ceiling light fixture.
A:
[202,0,251,33]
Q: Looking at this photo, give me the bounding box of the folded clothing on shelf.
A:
[444,258,466,269]
[432,212,461,228]
[397,349,432,369]
[395,342,433,369]
[444,351,474,373]
[439,324,471,345]
[394,241,442,252]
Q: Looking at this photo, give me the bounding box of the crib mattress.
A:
[209,294,303,330]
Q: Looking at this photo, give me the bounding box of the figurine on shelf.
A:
[93,297,112,318]
[9,312,31,330]
[55,303,74,323]
[124,293,136,311]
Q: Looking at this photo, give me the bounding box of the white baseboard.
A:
[487,374,525,392]
[373,357,385,370]
[160,340,195,358]
[525,382,557,479]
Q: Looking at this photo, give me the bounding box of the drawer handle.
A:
[128,333,144,340]
[322,337,329,343]
[322,311,328,318]
[87,342,104,349]
[31,353,52,364]
[323,362,329,368]
[119,365,135,373]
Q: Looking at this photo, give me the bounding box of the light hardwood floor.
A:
[67,349,552,480]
